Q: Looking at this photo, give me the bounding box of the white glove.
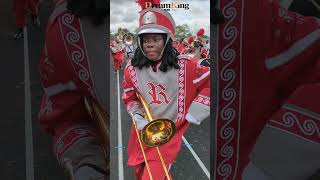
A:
[185,113,201,125]
[132,113,148,130]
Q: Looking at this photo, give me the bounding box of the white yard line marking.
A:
[24,26,35,180]
[117,71,124,180]
[182,136,210,179]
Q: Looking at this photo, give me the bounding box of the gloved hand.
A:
[185,113,201,125]
[132,113,148,130]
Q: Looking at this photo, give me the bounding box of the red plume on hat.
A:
[195,28,205,45]
[188,36,194,44]
[136,0,161,10]
[197,28,205,36]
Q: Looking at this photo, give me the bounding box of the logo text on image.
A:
[145,1,190,11]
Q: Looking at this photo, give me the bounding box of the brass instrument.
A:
[84,97,110,158]
[133,92,176,180]
[63,97,110,180]
[123,33,136,46]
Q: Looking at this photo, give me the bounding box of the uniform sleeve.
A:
[121,66,144,116]
[265,0,320,70]
[186,61,210,125]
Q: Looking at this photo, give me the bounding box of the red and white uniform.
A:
[180,45,190,55]
[214,0,320,179]
[174,43,184,54]
[122,56,210,179]
[200,46,209,59]
[111,40,125,71]
[13,0,39,28]
[38,0,108,172]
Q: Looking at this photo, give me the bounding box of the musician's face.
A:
[142,34,165,61]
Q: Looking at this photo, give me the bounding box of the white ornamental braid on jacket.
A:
[121,57,210,125]
[185,58,210,125]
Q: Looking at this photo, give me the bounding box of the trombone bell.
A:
[135,92,176,147]
[141,119,175,147]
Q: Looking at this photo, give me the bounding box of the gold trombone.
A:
[63,97,109,180]
[62,97,110,180]
[84,97,110,159]
[133,92,176,180]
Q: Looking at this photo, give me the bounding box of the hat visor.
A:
[138,28,167,35]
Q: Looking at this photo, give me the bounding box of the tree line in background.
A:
[110,24,209,39]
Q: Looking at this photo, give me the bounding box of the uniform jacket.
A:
[122,56,210,165]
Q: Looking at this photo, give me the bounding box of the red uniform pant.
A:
[134,161,172,180]
[13,0,39,28]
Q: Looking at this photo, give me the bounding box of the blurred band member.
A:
[38,0,109,179]
[111,38,125,72]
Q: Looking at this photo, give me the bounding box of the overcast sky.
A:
[110,0,210,36]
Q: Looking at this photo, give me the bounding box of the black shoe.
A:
[13,28,23,39]
[31,15,40,28]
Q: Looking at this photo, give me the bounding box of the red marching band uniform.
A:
[180,36,193,55]
[38,0,108,178]
[214,0,320,179]
[122,6,210,180]
[195,28,209,59]
[179,31,209,62]
[110,40,125,71]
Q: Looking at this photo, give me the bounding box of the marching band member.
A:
[174,38,184,54]
[124,36,137,61]
[111,38,125,72]
[213,0,320,179]
[193,28,209,60]
[38,0,109,179]
[122,6,210,180]
[180,36,194,56]
[205,39,210,53]
[13,0,40,39]
[180,37,190,54]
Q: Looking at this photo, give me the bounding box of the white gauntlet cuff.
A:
[133,113,148,130]
[185,113,201,125]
